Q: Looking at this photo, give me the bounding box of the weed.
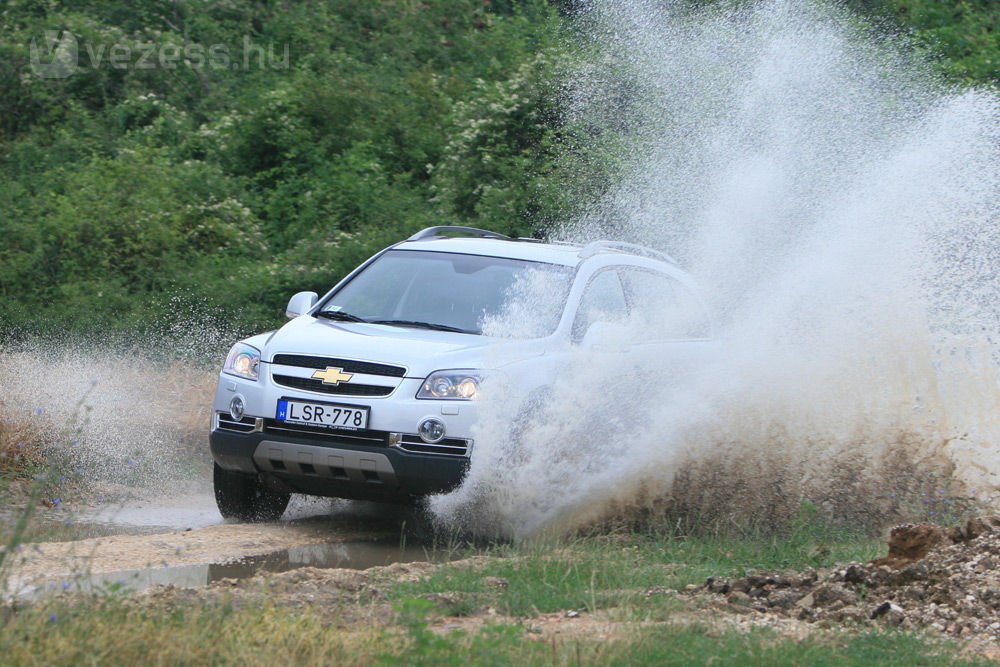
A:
[380,597,527,667]
[392,517,881,620]
[0,410,47,481]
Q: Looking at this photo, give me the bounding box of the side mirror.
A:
[285,291,318,319]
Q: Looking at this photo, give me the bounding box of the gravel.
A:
[690,517,1000,640]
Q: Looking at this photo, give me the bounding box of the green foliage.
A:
[0,0,994,337]
[431,50,570,236]
[0,0,568,337]
[873,0,999,85]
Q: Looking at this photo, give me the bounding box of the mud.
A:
[2,484,452,600]
[5,521,329,595]
[18,539,451,599]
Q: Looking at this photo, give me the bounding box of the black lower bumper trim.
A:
[210,428,468,501]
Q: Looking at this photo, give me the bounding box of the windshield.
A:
[318,250,573,337]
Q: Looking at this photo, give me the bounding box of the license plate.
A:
[276,399,369,430]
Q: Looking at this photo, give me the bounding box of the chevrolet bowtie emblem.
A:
[311,366,354,385]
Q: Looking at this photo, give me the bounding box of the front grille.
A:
[217,413,258,433]
[271,354,406,378]
[271,374,394,397]
[397,435,472,458]
[263,419,390,446]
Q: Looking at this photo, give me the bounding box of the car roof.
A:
[394,237,585,267]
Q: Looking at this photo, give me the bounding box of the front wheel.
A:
[213,463,290,522]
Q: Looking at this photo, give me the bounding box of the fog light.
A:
[418,418,446,443]
[229,396,246,421]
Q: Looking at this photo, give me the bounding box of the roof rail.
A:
[520,237,579,247]
[578,240,679,265]
[406,226,511,242]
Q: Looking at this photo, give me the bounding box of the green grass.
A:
[602,625,990,666]
[383,598,981,666]
[0,596,986,667]
[393,521,884,618]
[0,600,382,667]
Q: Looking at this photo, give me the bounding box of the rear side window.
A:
[620,268,711,340]
[571,269,629,340]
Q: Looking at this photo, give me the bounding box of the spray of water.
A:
[0,304,238,491]
[430,0,999,538]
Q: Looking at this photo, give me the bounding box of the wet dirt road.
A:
[5,486,448,599]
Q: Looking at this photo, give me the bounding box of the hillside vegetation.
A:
[0,0,995,338]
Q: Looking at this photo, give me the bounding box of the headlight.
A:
[223,343,261,381]
[417,370,482,400]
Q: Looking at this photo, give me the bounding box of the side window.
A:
[621,269,711,340]
[571,270,628,340]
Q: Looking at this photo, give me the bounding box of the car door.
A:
[617,266,716,386]
[570,268,631,345]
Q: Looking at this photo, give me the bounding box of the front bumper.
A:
[211,362,479,502]
[210,418,470,502]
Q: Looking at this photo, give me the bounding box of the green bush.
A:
[0,0,994,337]
[0,0,568,336]
[878,0,998,84]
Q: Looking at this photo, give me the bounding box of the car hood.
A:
[259,315,526,377]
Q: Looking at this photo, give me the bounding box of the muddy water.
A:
[7,489,457,600]
[22,540,449,599]
[10,488,349,541]
[70,490,345,535]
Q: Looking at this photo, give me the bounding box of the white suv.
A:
[210,226,712,520]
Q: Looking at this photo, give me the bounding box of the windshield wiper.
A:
[367,319,478,334]
[315,310,368,323]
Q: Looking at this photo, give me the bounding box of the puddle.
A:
[8,492,376,543]
[208,540,442,579]
[16,539,452,599]
[5,487,450,600]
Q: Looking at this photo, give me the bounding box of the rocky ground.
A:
[688,517,1000,657]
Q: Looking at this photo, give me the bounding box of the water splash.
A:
[0,309,235,490]
[431,0,999,538]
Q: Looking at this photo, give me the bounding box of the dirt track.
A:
[10,522,340,584]
[3,485,431,598]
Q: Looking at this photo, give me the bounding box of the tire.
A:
[213,463,290,522]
